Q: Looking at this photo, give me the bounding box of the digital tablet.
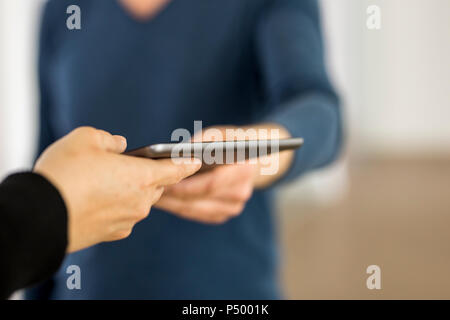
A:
[125,138,303,164]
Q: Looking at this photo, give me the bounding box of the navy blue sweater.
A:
[27,0,341,299]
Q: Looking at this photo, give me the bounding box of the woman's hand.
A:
[34,127,201,252]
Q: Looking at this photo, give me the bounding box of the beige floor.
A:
[279,157,450,299]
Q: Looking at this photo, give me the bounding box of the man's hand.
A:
[34,127,201,252]
[156,163,254,224]
[155,124,293,224]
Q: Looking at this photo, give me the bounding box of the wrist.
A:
[244,123,294,188]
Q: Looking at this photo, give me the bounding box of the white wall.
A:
[282,0,450,205]
[0,0,43,180]
[359,0,450,156]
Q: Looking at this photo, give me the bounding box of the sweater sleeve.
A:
[255,0,342,184]
[0,172,68,299]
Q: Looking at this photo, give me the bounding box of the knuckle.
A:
[175,166,186,183]
[206,178,218,194]
[74,126,96,137]
[229,203,244,216]
[136,202,151,219]
[115,229,132,240]
[210,215,228,225]
[75,126,103,147]
[107,227,133,241]
[152,188,164,203]
[240,185,253,201]
[167,165,185,185]
[191,206,206,217]
[230,186,252,202]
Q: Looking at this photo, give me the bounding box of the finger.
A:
[164,170,216,197]
[106,224,134,241]
[149,158,202,186]
[165,179,252,203]
[150,187,165,204]
[112,135,128,152]
[95,129,127,153]
[165,164,252,198]
[156,196,244,222]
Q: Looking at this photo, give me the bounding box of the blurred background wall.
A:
[0,0,42,175]
[278,0,450,299]
[1,0,449,299]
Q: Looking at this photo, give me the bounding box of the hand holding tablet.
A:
[127,124,303,224]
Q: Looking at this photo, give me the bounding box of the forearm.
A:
[266,92,341,183]
[254,0,342,185]
[244,123,294,189]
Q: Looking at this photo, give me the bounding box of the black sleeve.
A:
[0,172,68,299]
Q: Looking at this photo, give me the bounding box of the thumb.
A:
[151,158,202,186]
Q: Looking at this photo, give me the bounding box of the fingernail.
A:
[115,135,127,149]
